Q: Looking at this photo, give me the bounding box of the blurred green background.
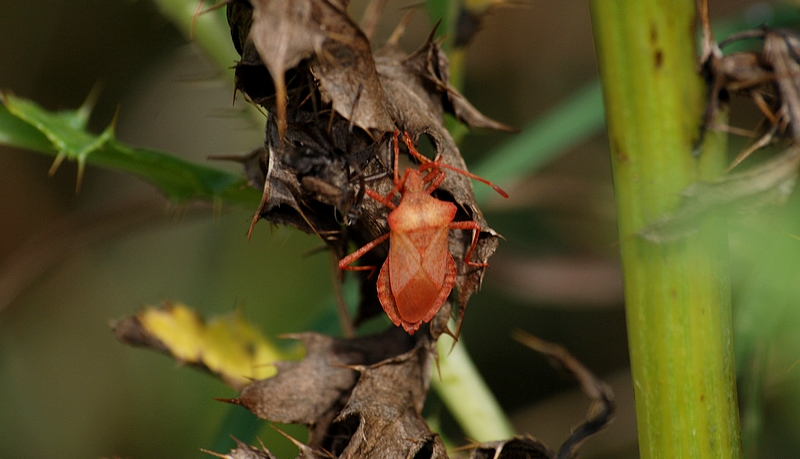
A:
[2,1,800,458]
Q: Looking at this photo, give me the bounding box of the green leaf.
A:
[0,94,261,206]
[3,92,114,191]
[0,100,54,152]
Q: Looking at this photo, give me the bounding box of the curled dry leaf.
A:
[698,2,800,147]
[465,331,614,459]
[212,337,446,459]
[225,327,417,448]
[375,30,515,135]
[202,437,276,459]
[229,0,395,137]
[330,345,446,459]
[242,113,383,244]
[112,302,280,390]
[763,29,800,140]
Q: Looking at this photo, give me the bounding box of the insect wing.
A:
[377,260,405,328]
[377,249,456,334]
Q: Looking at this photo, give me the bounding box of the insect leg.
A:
[364,188,398,210]
[449,220,488,268]
[338,232,391,272]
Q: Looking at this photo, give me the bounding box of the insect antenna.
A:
[399,131,509,198]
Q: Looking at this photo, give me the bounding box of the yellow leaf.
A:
[125,302,282,388]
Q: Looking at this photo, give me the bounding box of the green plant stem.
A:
[589,1,741,458]
[432,333,516,442]
[152,0,265,125]
[152,0,239,78]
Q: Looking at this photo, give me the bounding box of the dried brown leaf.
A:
[231,333,359,425]
[468,436,553,459]
[227,328,416,446]
[763,29,800,141]
[202,437,276,459]
[234,0,394,136]
[331,344,447,458]
[246,113,382,242]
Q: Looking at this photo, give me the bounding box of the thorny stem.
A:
[590,1,742,458]
[156,0,516,445]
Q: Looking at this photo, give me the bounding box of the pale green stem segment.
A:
[589,1,742,458]
[433,333,516,442]
[152,0,265,125]
[153,0,239,78]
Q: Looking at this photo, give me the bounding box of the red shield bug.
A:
[339,131,507,334]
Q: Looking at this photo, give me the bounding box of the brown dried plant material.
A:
[330,345,447,458]
[375,29,514,135]
[763,29,800,141]
[202,437,277,459]
[697,1,800,150]
[223,328,416,446]
[241,113,383,243]
[697,0,774,153]
[212,338,445,459]
[232,0,395,137]
[225,1,512,329]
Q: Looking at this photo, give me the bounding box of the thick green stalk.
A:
[589,1,741,458]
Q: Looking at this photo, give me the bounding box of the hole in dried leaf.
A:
[412,437,436,459]
[415,133,437,160]
[323,413,360,456]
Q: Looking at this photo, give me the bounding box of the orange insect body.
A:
[378,171,458,332]
[339,131,507,334]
